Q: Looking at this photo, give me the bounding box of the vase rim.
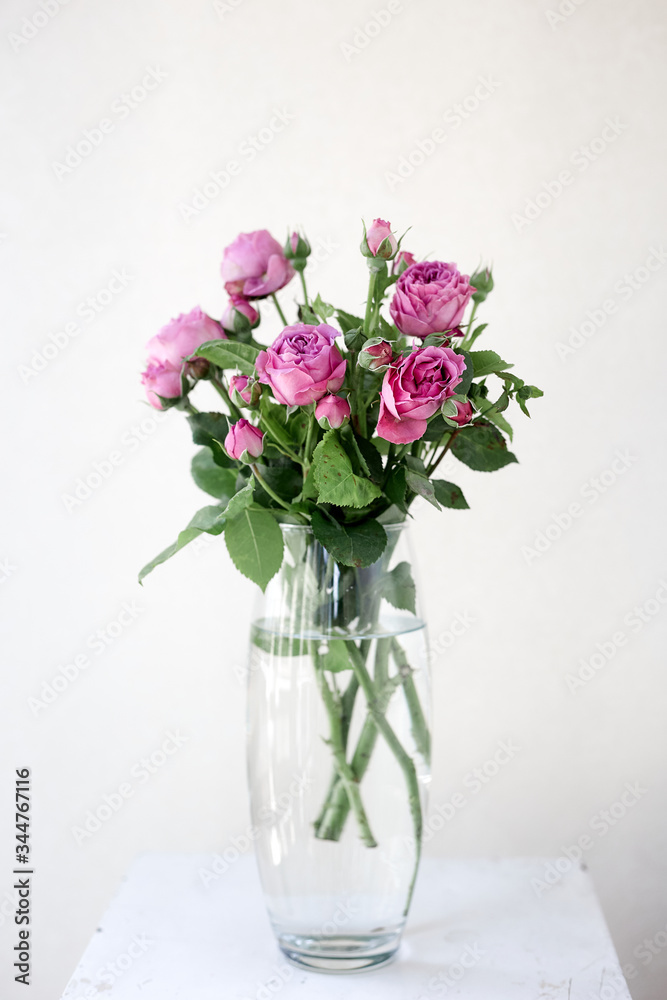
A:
[280,520,407,532]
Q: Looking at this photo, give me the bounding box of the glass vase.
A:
[246,523,430,973]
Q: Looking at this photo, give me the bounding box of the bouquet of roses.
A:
[139,219,542,588]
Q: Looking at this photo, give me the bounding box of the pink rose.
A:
[145,307,225,368]
[221,295,259,333]
[224,419,264,462]
[358,337,393,373]
[392,250,417,276]
[229,374,260,407]
[449,399,474,426]
[141,361,183,410]
[315,394,350,430]
[220,230,294,299]
[256,323,346,407]
[364,218,398,259]
[141,307,225,409]
[376,345,466,444]
[390,261,475,339]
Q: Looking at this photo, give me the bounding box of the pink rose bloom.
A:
[315,394,350,430]
[449,399,474,426]
[145,307,225,368]
[221,230,294,299]
[141,307,225,409]
[224,419,264,462]
[390,261,475,339]
[256,323,346,407]
[392,250,417,275]
[358,337,393,372]
[365,218,397,258]
[141,360,183,410]
[377,345,466,444]
[221,295,259,333]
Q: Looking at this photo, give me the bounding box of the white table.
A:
[60,853,632,999]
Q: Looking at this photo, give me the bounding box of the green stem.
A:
[344,640,423,916]
[299,270,309,308]
[425,428,460,478]
[303,410,317,473]
[459,301,479,352]
[249,465,293,513]
[312,643,377,848]
[391,638,431,764]
[211,375,241,421]
[271,293,288,326]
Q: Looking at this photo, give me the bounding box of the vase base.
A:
[278,931,401,974]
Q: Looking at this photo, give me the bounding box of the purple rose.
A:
[389,261,475,339]
[221,295,259,333]
[141,307,225,409]
[256,323,346,407]
[376,345,466,444]
[220,230,294,299]
[315,394,350,430]
[224,419,264,462]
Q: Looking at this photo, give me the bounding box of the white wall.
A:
[1,0,666,997]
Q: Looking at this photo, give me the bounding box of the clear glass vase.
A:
[246,523,430,973]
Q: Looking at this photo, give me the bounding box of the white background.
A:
[1,0,666,997]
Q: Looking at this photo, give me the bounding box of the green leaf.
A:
[195,340,260,377]
[320,639,352,673]
[310,510,387,568]
[252,463,303,506]
[480,407,514,440]
[299,304,319,325]
[466,323,488,348]
[405,469,440,509]
[470,350,511,379]
[138,504,226,583]
[451,420,518,472]
[456,350,473,396]
[385,465,408,512]
[191,449,238,499]
[187,412,231,467]
[311,430,382,508]
[516,384,544,417]
[220,481,254,518]
[336,309,364,334]
[251,624,307,658]
[432,480,469,510]
[224,507,284,591]
[312,293,335,321]
[380,561,416,614]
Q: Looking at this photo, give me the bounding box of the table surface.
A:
[59,853,632,999]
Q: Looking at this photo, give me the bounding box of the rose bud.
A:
[470,267,494,303]
[315,394,351,430]
[224,419,264,462]
[221,229,294,299]
[221,295,260,335]
[361,218,398,261]
[392,250,417,276]
[256,323,346,407]
[284,231,311,271]
[229,374,260,407]
[390,261,475,339]
[358,337,393,373]
[442,398,474,426]
[141,360,183,410]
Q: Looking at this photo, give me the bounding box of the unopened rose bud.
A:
[358,337,393,372]
[470,267,493,303]
[221,295,260,335]
[441,398,473,426]
[392,250,417,276]
[360,218,398,261]
[186,356,210,380]
[229,374,261,407]
[315,394,351,430]
[224,419,264,462]
[284,231,311,263]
